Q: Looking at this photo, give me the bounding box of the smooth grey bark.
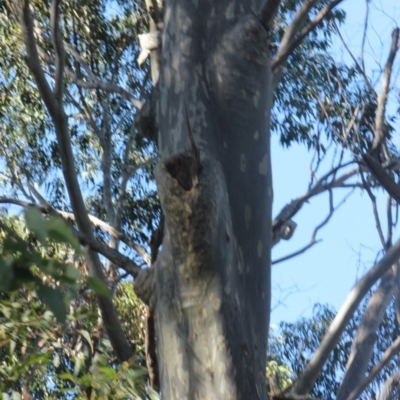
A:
[154,1,273,398]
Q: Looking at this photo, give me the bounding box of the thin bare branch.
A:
[360,0,369,72]
[360,168,387,248]
[272,240,321,265]
[332,21,377,97]
[273,189,352,264]
[371,28,400,153]
[272,0,345,72]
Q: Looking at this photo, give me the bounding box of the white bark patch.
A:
[244,205,251,229]
[225,2,234,19]
[240,153,246,172]
[253,90,261,108]
[258,153,269,175]
[181,14,193,34]
[174,75,182,94]
[253,130,259,140]
[180,37,192,57]
[257,240,263,258]
[223,141,227,149]
[235,292,240,309]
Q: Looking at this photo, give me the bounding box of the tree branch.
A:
[337,267,397,400]
[332,20,377,97]
[50,0,65,103]
[0,197,151,266]
[273,188,352,264]
[346,336,400,400]
[272,0,345,72]
[294,237,400,394]
[371,28,400,154]
[72,227,141,277]
[30,21,142,108]
[7,1,133,361]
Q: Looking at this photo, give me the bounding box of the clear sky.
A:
[270,0,400,325]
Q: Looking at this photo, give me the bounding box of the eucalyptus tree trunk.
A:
[154,1,273,398]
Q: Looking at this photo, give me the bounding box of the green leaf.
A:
[78,329,93,353]
[2,393,9,400]
[97,366,117,380]
[0,305,11,318]
[9,340,16,355]
[11,391,21,400]
[64,265,81,282]
[87,277,110,297]
[53,353,60,368]
[37,284,66,325]
[74,356,81,376]
[0,257,14,291]
[47,217,82,253]
[24,208,47,245]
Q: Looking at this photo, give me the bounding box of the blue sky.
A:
[270,0,400,325]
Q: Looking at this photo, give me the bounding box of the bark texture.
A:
[154,1,273,398]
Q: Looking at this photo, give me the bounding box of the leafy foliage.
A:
[0,286,155,399]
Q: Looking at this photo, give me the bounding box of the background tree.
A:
[0,0,400,399]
